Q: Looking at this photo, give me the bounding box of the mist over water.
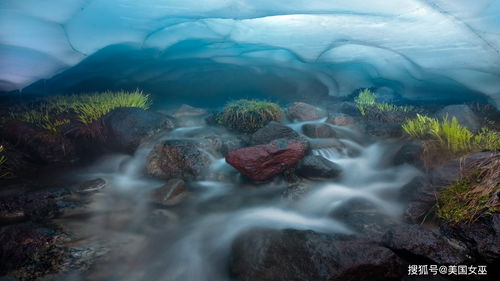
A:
[59,119,420,281]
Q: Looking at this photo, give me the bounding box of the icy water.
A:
[58,121,420,281]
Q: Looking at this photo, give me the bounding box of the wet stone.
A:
[151,179,187,206]
[72,178,106,194]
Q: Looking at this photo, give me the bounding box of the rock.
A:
[301,123,337,138]
[72,178,106,194]
[405,152,494,223]
[1,120,78,164]
[0,223,65,277]
[173,104,207,117]
[103,107,176,152]
[382,224,469,265]
[330,198,398,242]
[441,213,500,264]
[435,104,481,131]
[168,126,246,156]
[326,113,356,126]
[363,121,402,138]
[398,176,427,203]
[230,228,402,281]
[328,101,362,117]
[296,155,341,179]
[286,102,327,121]
[251,122,302,145]
[146,139,212,180]
[226,139,307,181]
[391,141,424,169]
[151,179,187,206]
[0,190,69,223]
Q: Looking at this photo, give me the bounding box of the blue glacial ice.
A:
[0,0,499,106]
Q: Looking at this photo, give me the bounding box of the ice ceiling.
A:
[1,0,500,106]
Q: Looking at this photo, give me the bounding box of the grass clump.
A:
[436,154,500,223]
[402,114,499,153]
[354,89,416,120]
[8,90,151,134]
[217,99,282,133]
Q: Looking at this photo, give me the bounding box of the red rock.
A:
[225,139,306,181]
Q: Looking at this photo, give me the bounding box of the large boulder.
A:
[405,152,494,223]
[251,122,302,145]
[286,102,327,121]
[226,139,307,181]
[103,107,176,152]
[435,104,481,131]
[441,213,500,264]
[382,224,469,265]
[302,123,337,138]
[330,198,398,242]
[230,228,402,281]
[146,139,213,180]
[296,155,341,179]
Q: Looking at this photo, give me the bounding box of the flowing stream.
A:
[59,121,421,281]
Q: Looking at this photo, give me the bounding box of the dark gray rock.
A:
[441,213,500,264]
[0,223,65,276]
[328,102,362,117]
[330,198,398,242]
[392,141,424,169]
[363,121,402,138]
[103,107,176,152]
[251,122,302,145]
[296,155,341,179]
[435,104,481,131]
[302,124,337,138]
[382,224,469,265]
[230,228,402,281]
[146,139,212,180]
[72,178,106,194]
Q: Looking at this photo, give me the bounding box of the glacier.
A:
[1,0,500,106]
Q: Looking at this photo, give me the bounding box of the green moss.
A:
[436,169,499,223]
[8,90,151,134]
[217,99,282,133]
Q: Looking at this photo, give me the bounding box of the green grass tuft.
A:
[402,114,499,153]
[436,155,500,223]
[354,89,415,119]
[8,90,151,134]
[217,99,282,133]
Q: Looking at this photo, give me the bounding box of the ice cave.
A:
[0,1,499,281]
